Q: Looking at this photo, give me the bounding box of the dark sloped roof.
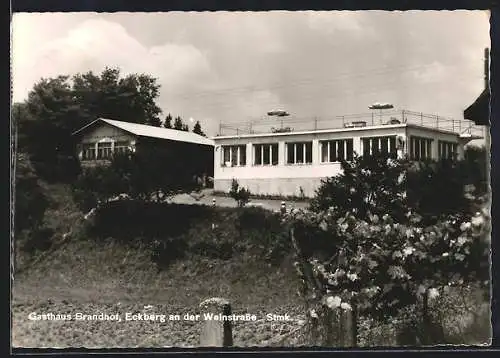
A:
[464,89,490,126]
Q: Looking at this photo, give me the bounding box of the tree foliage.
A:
[310,153,488,224]
[163,113,173,129]
[173,116,189,131]
[14,153,50,234]
[72,142,202,212]
[193,120,206,137]
[310,154,409,222]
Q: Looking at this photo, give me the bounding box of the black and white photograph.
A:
[11,10,491,348]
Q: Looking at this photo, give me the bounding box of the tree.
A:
[171,115,191,131]
[72,141,203,211]
[15,76,81,182]
[14,153,50,234]
[310,153,409,223]
[192,121,206,137]
[72,67,162,127]
[173,116,184,130]
[163,114,173,129]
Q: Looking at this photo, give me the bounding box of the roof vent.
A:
[344,121,367,128]
[387,117,401,125]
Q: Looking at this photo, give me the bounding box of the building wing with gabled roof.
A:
[72,118,214,147]
[72,118,214,180]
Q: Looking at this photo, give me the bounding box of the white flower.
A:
[403,246,415,256]
[455,253,466,261]
[460,222,472,231]
[457,236,468,246]
[340,302,352,310]
[428,288,440,300]
[471,215,484,227]
[310,309,318,318]
[347,272,359,282]
[442,252,449,257]
[326,296,342,309]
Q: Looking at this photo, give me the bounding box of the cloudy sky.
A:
[12,11,489,136]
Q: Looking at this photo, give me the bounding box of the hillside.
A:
[12,183,308,348]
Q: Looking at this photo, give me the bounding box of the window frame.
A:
[320,138,354,163]
[81,142,96,160]
[409,136,434,161]
[438,140,458,160]
[221,145,247,167]
[286,141,313,165]
[253,143,279,166]
[97,141,113,160]
[361,135,398,158]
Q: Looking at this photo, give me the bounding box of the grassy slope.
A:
[13,184,308,348]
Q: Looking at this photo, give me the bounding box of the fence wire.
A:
[217,109,484,138]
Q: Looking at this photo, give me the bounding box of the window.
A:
[82,143,96,160]
[362,136,397,157]
[254,143,278,166]
[409,136,433,160]
[97,142,113,159]
[320,139,354,162]
[286,142,312,164]
[113,141,130,155]
[438,140,458,160]
[222,145,246,167]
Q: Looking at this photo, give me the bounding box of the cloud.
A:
[12,11,490,137]
[12,17,216,107]
[306,11,366,34]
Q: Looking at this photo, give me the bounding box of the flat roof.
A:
[212,123,464,141]
[73,118,215,147]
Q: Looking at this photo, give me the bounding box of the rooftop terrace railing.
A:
[217,109,484,138]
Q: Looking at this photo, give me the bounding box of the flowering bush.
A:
[285,153,490,345]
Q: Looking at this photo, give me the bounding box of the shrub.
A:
[71,148,202,211]
[234,206,291,263]
[310,153,409,222]
[229,179,251,207]
[15,153,50,234]
[20,226,55,253]
[311,153,489,225]
[287,152,490,346]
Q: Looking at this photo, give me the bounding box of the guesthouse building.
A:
[212,110,483,198]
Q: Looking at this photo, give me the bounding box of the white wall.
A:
[214,125,409,197]
[213,124,470,197]
[80,123,136,144]
[406,125,465,159]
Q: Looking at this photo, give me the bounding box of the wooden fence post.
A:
[199,297,233,347]
[338,301,357,347]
